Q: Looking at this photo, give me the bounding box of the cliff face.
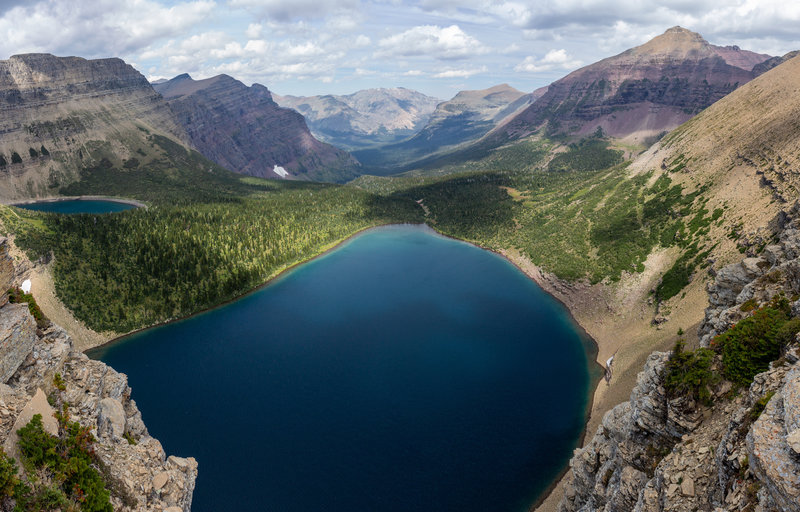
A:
[493,27,771,145]
[560,202,800,512]
[0,53,190,201]
[274,88,441,150]
[0,238,197,510]
[155,74,360,182]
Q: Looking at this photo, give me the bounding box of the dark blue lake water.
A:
[15,199,136,214]
[89,224,596,512]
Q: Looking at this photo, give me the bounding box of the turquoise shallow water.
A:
[89,224,597,512]
[14,199,135,214]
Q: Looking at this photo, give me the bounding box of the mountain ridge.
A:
[0,53,197,201]
[154,73,360,182]
[490,26,772,146]
[273,87,441,150]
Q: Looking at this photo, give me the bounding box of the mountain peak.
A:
[630,26,710,58]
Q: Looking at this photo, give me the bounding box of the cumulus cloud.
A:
[0,0,214,58]
[376,24,488,60]
[514,49,582,72]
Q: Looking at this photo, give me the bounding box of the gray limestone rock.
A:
[0,303,37,383]
[98,397,126,439]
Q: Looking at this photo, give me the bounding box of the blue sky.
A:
[0,0,799,100]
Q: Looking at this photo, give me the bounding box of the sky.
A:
[1,0,799,100]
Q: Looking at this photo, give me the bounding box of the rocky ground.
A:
[0,237,197,511]
[558,201,800,512]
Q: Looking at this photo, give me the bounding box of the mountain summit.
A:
[493,27,772,144]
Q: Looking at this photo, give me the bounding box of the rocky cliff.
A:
[493,27,771,146]
[0,237,197,510]
[274,88,441,150]
[0,53,192,201]
[559,202,800,512]
[155,74,360,182]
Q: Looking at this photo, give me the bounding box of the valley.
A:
[1,18,800,512]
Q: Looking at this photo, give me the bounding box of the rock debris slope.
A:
[560,202,800,512]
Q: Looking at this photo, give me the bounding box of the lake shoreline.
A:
[31,221,635,512]
[5,195,148,208]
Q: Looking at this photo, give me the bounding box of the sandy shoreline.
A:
[10,222,705,511]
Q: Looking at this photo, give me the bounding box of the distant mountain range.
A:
[0,26,784,198]
[273,88,441,150]
[353,84,539,172]
[154,74,360,181]
[492,26,772,146]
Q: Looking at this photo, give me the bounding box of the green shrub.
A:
[17,413,113,512]
[739,299,758,312]
[750,391,775,421]
[11,151,22,164]
[7,287,50,329]
[40,145,50,156]
[0,154,6,167]
[713,305,800,386]
[664,340,719,405]
[28,147,38,159]
[0,449,18,497]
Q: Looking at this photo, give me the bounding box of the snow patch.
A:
[21,279,31,294]
[273,165,289,178]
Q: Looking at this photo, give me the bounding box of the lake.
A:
[89,224,597,512]
[13,198,138,214]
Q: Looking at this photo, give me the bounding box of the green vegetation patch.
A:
[750,391,776,421]
[7,287,50,329]
[6,179,421,332]
[13,412,112,511]
[664,340,718,405]
[547,137,624,173]
[712,299,800,386]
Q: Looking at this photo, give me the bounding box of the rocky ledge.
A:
[560,202,800,512]
[0,238,197,511]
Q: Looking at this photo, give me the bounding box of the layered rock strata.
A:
[155,74,360,182]
[0,53,190,200]
[494,27,772,144]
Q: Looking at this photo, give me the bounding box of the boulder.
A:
[0,303,37,383]
[98,397,126,439]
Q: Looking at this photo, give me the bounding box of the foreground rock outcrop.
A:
[560,202,800,512]
[0,239,197,511]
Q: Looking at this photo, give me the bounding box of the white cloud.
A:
[0,0,215,58]
[514,49,582,72]
[376,24,488,60]
[228,0,359,21]
[433,65,487,78]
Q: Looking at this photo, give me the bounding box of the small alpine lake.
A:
[89,224,598,512]
[12,198,140,214]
